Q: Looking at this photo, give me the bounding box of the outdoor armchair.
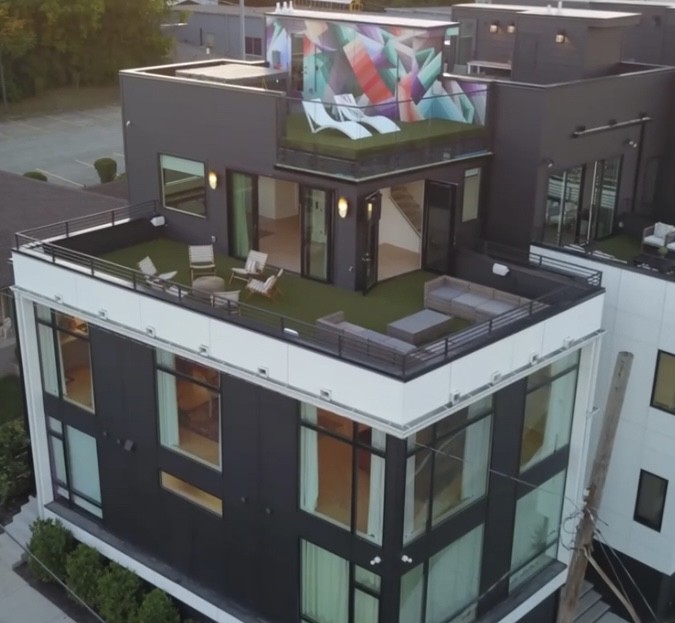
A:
[137,256,177,284]
[230,250,268,284]
[245,269,283,301]
[189,244,216,280]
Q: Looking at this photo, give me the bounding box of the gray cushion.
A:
[432,285,467,301]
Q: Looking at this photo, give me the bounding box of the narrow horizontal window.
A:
[160,471,222,516]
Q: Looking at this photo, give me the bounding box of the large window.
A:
[156,350,221,470]
[520,351,579,472]
[160,154,207,217]
[399,525,483,623]
[300,405,386,544]
[634,470,668,531]
[36,306,95,412]
[47,419,103,518]
[228,171,256,259]
[509,470,566,591]
[301,541,380,623]
[651,350,675,414]
[404,397,492,543]
[543,166,582,247]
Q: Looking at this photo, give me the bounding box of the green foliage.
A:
[0,375,24,425]
[0,419,31,506]
[96,562,142,623]
[23,170,48,181]
[135,588,181,623]
[94,157,117,183]
[28,518,75,582]
[65,544,105,608]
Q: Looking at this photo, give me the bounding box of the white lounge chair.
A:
[230,250,268,284]
[334,94,400,134]
[245,269,283,301]
[189,244,216,280]
[302,99,372,141]
[137,256,177,284]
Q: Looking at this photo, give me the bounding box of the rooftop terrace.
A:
[13,203,603,379]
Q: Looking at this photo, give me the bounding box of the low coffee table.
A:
[631,253,675,275]
[192,275,226,293]
[387,309,454,345]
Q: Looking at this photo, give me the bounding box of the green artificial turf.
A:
[593,234,641,262]
[100,237,470,335]
[280,114,486,160]
[0,375,24,425]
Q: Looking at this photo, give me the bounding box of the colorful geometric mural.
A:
[266,14,486,126]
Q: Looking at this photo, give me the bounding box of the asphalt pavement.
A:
[0,106,125,189]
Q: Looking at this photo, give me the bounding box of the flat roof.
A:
[176,64,286,83]
[177,4,274,16]
[265,8,458,29]
[521,6,640,18]
[453,3,540,10]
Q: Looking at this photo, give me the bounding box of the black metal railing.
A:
[14,208,602,379]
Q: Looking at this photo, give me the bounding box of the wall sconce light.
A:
[489,21,500,33]
[208,171,219,190]
[366,201,374,221]
[555,31,567,44]
[507,23,516,33]
[624,139,638,149]
[337,196,349,219]
[541,158,554,169]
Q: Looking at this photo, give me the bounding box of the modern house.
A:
[8,4,675,623]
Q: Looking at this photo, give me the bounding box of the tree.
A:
[38,0,104,88]
[0,4,35,107]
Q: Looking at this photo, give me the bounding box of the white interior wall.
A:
[379,187,421,254]
[258,177,298,220]
[405,179,425,207]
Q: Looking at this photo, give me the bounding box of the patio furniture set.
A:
[633,222,675,275]
[136,246,283,307]
[317,275,534,356]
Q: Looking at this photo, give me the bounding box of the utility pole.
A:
[556,351,633,623]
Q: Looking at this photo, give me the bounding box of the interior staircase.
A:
[390,185,423,237]
[572,580,629,623]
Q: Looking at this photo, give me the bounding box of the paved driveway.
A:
[0,106,125,189]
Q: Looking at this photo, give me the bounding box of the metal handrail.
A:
[13,235,601,379]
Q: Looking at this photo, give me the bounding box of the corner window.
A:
[35,306,95,412]
[509,470,566,591]
[461,168,481,222]
[160,154,207,217]
[301,540,380,623]
[651,351,675,414]
[404,397,492,544]
[399,525,483,623]
[47,424,102,518]
[300,405,386,544]
[634,470,667,531]
[156,349,221,470]
[520,351,579,472]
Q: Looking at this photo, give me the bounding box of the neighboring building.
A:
[8,5,675,623]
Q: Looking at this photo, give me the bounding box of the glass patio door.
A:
[301,186,331,282]
[362,193,381,293]
[588,156,621,241]
[422,181,456,273]
[543,166,582,247]
[228,171,258,259]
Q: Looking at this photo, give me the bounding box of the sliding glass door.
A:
[589,156,621,240]
[300,186,331,282]
[228,171,258,259]
[543,166,582,247]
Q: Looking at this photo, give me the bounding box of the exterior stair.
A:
[1,495,38,567]
[572,580,629,623]
[390,185,423,236]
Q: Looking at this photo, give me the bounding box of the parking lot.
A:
[0,105,125,188]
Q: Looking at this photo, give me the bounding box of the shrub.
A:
[136,588,180,623]
[96,561,142,623]
[27,518,75,582]
[65,544,105,608]
[0,419,31,506]
[94,157,117,183]
[23,171,47,182]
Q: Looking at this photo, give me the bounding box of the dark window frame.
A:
[158,152,208,218]
[650,350,675,415]
[634,469,668,532]
[245,36,262,56]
